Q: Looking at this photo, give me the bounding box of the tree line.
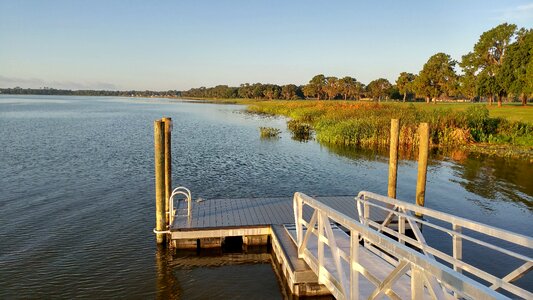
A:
[0,87,179,98]
[182,23,532,106]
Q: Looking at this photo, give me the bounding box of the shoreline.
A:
[3,94,531,160]
[187,97,533,161]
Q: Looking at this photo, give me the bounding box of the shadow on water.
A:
[157,244,287,300]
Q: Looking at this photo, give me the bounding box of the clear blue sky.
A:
[1,0,532,90]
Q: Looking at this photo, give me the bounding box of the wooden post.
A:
[388,119,400,199]
[415,123,429,210]
[162,117,172,227]
[154,119,166,244]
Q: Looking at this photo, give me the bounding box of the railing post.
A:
[415,123,429,216]
[350,230,360,300]
[388,119,400,199]
[162,117,172,227]
[293,194,302,248]
[318,211,324,283]
[363,202,369,225]
[411,265,425,299]
[154,119,166,245]
[398,214,405,245]
[362,195,370,248]
[453,224,463,273]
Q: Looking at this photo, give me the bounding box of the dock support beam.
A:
[415,123,429,211]
[162,117,172,227]
[154,119,166,244]
[388,119,400,199]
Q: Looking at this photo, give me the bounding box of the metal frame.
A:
[356,191,532,299]
[293,192,517,300]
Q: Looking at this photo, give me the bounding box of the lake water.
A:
[0,95,531,298]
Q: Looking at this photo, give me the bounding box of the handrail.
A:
[357,191,532,248]
[356,191,532,299]
[294,192,514,300]
[168,186,192,226]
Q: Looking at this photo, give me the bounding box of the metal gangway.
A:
[291,192,532,299]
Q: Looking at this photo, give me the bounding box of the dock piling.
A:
[415,123,429,210]
[388,119,400,199]
[154,119,166,244]
[162,117,172,227]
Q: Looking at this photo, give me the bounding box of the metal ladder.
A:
[168,186,192,226]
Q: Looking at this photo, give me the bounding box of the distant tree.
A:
[415,53,458,104]
[296,85,305,99]
[281,84,298,99]
[395,72,416,102]
[323,76,340,100]
[458,74,477,101]
[528,52,533,103]
[461,23,518,106]
[339,76,363,100]
[388,85,401,100]
[367,78,392,101]
[458,52,478,101]
[477,73,498,103]
[303,74,326,100]
[302,85,314,99]
[263,84,281,100]
[498,29,533,106]
[252,83,265,99]
[238,83,254,99]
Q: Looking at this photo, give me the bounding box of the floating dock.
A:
[165,192,533,299]
[170,196,371,297]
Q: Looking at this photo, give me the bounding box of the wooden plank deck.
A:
[171,196,384,231]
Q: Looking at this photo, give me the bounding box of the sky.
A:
[1,0,532,91]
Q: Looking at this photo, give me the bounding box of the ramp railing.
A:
[293,192,518,300]
[356,191,532,299]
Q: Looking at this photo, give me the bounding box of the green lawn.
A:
[380,102,532,123]
[487,105,533,123]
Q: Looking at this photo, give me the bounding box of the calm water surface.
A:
[0,95,531,298]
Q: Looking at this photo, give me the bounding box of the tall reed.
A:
[247,101,533,150]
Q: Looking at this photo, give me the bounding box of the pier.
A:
[153,118,532,299]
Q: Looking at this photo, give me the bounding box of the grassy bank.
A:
[180,96,253,105]
[246,101,533,160]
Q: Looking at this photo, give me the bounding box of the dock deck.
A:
[171,196,365,230]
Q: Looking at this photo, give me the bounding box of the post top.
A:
[161,117,173,131]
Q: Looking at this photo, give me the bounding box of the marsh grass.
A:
[259,127,281,138]
[287,120,313,141]
[248,101,533,157]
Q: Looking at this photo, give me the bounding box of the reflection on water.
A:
[156,246,180,300]
[322,143,533,211]
[450,153,533,210]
